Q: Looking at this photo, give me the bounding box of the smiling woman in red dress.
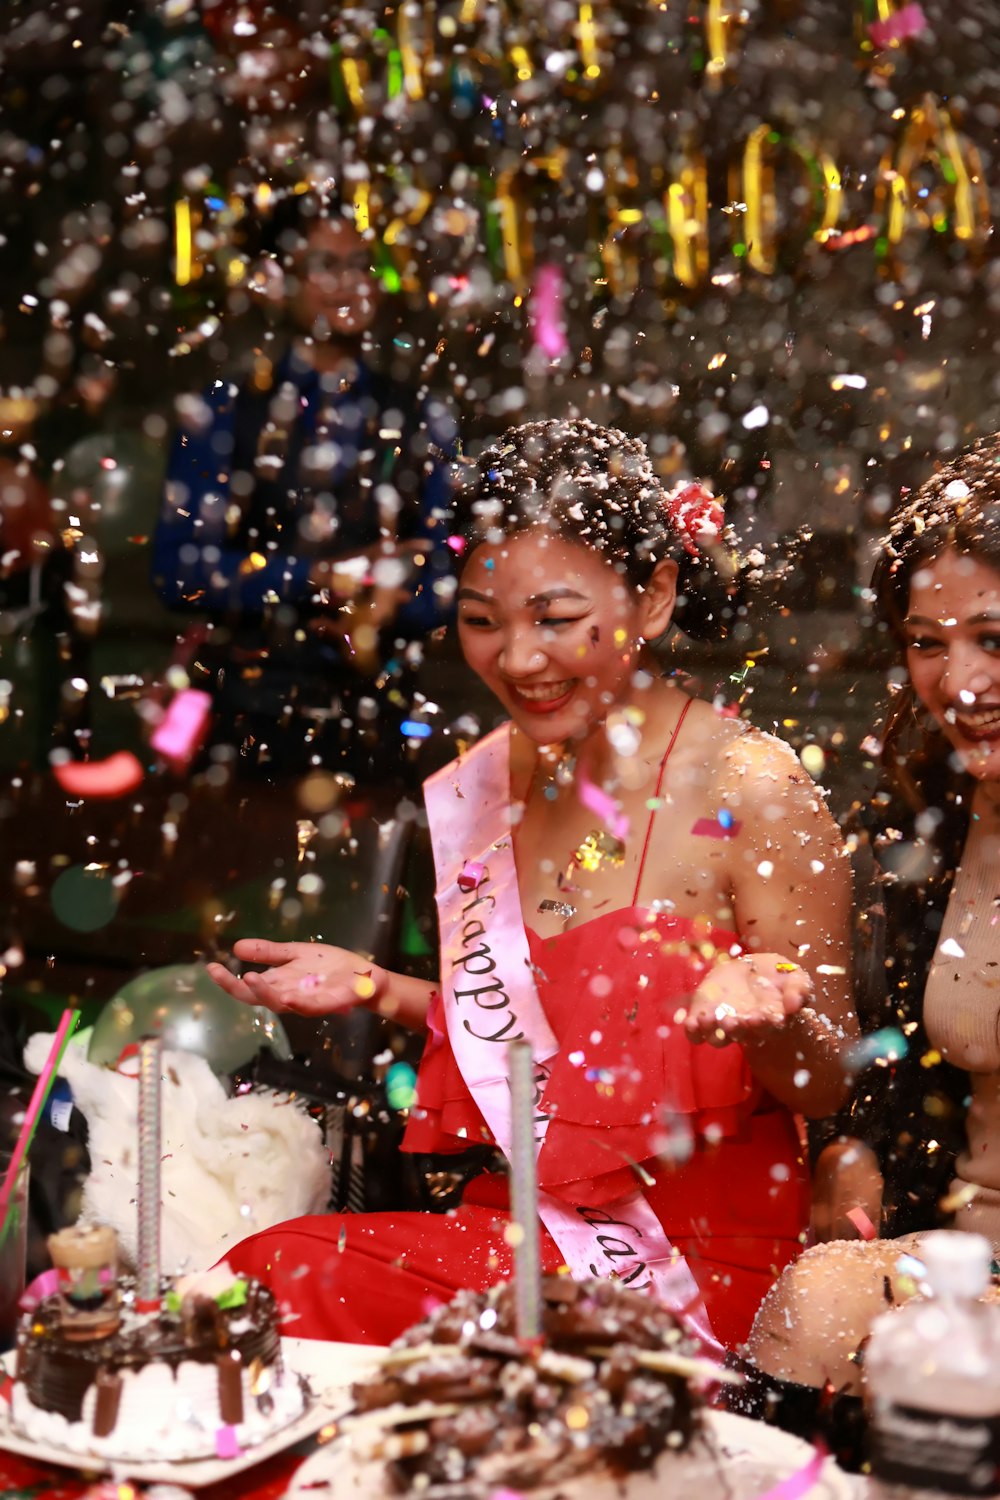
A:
[208,419,856,1351]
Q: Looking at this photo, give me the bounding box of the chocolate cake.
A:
[10,1273,306,1462]
[346,1275,707,1493]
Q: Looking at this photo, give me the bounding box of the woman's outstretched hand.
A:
[684,952,814,1046]
[207,939,385,1017]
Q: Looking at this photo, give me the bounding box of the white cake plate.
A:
[0,1337,383,1489]
[285,1406,862,1500]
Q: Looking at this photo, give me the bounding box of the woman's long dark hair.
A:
[873,435,1000,809]
[456,418,745,644]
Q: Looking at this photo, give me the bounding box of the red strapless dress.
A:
[225,912,808,1350]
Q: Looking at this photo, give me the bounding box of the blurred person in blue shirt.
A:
[152,191,454,785]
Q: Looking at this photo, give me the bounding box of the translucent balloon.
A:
[87,963,292,1076]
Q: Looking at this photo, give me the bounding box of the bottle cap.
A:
[920,1230,992,1299]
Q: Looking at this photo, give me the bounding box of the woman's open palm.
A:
[685,951,814,1045]
[207,939,383,1017]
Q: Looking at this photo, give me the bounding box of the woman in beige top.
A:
[747,434,1000,1399]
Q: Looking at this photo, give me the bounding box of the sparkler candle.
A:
[507,1038,542,1342]
[136,1036,163,1312]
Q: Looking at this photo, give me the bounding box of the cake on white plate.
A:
[286,1275,853,1500]
[9,1239,307,1463]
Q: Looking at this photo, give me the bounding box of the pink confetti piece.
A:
[578,771,629,841]
[53,749,144,799]
[150,687,213,767]
[690,816,742,839]
[869,1,927,45]
[215,1423,241,1459]
[18,1267,60,1310]
[458,860,486,892]
[530,263,570,360]
[846,1206,877,1240]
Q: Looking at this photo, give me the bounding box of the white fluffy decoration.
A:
[24,1033,331,1275]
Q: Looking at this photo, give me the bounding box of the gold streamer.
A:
[353,179,371,234]
[340,55,370,114]
[397,1,426,100]
[600,154,643,297]
[384,188,434,247]
[704,0,747,84]
[383,182,435,294]
[509,42,534,82]
[734,126,843,273]
[495,168,530,289]
[665,153,709,289]
[577,2,601,79]
[739,125,775,273]
[492,157,564,293]
[815,153,843,240]
[876,93,992,254]
[174,200,193,287]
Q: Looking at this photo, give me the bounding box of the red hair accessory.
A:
[665,481,725,558]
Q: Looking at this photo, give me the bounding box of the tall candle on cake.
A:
[136,1034,162,1312]
[507,1038,542,1341]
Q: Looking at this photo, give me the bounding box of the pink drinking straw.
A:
[135,1035,163,1313]
[0,1007,80,1248]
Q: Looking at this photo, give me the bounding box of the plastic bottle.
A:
[865,1231,1000,1497]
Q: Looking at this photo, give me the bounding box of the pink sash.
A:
[423,724,722,1356]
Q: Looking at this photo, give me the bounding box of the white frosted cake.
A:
[10,1262,306,1462]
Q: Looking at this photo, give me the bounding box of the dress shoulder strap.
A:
[632,695,695,904]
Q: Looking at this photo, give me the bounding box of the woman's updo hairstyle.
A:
[873,434,1000,802]
[456,417,742,643]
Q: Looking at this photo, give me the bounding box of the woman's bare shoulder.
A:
[679,703,802,778]
[719,718,817,784]
[694,712,839,830]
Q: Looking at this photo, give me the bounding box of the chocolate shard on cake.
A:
[348,1275,707,1494]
